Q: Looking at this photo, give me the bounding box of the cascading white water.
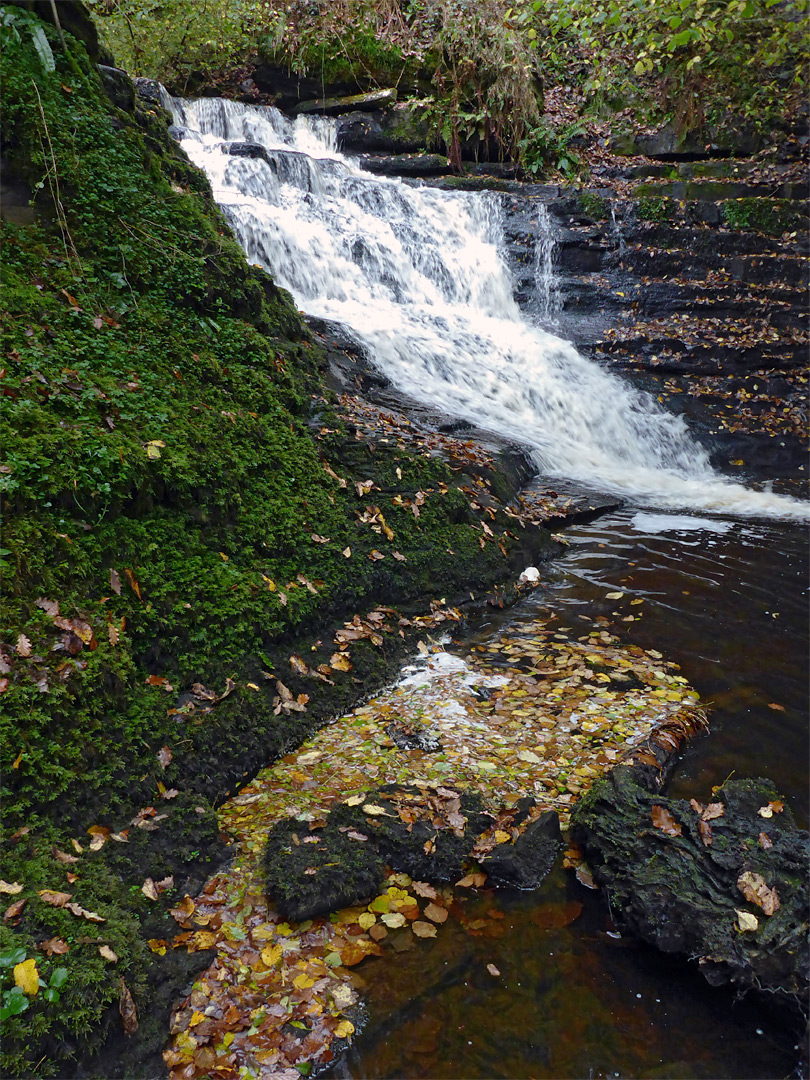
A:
[534,204,560,327]
[166,95,808,520]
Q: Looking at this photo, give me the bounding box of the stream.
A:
[161,94,808,1078]
[334,508,807,1079]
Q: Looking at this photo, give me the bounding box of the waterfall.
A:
[533,204,560,327]
[165,95,808,520]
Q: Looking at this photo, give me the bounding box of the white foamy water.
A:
[166,95,808,521]
[630,512,733,534]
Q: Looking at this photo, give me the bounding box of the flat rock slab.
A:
[572,767,809,1001]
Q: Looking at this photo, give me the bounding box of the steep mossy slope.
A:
[0,13,550,1077]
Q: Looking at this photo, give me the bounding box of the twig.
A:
[31,78,83,280]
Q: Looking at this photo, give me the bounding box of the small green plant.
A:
[721,198,800,235]
[0,948,69,1020]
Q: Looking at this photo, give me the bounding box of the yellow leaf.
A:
[14,957,39,995]
[335,1019,355,1039]
[357,912,376,929]
[293,972,315,989]
[260,944,282,967]
[189,1010,206,1026]
[381,911,405,928]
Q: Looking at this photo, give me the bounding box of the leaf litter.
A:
[165,615,704,1079]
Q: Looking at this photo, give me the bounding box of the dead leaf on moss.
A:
[651,805,682,836]
[737,871,780,916]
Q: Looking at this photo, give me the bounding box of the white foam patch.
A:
[630,513,733,535]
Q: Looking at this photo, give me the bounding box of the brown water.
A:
[334,508,808,1079]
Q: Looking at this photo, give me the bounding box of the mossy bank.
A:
[0,11,557,1077]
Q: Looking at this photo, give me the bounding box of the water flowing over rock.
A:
[164,93,808,521]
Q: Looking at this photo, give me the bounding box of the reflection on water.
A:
[336,510,808,1079]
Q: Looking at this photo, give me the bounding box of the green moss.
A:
[0,16,554,1074]
[634,196,678,222]
[578,192,609,221]
[721,198,803,235]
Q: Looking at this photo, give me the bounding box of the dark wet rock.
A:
[385,722,443,752]
[264,784,497,920]
[133,76,163,106]
[335,106,434,154]
[609,120,763,160]
[97,65,135,112]
[292,88,397,116]
[358,152,450,177]
[571,767,810,1002]
[251,64,356,110]
[330,785,493,883]
[264,819,384,922]
[484,809,562,889]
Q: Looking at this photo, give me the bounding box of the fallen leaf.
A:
[38,937,68,955]
[357,912,376,929]
[289,654,309,676]
[698,820,713,846]
[345,794,365,806]
[99,945,118,963]
[38,889,72,907]
[702,802,724,821]
[767,702,785,712]
[423,902,448,924]
[758,805,773,819]
[123,569,141,600]
[736,909,759,932]
[411,920,437,939]
[15,634,32,657]
[330,652,352,672]
[64,902,105,923]
[651,805,682,836]
[51,846,79,865]
[141,879,159,901]
[335,1019,355,1039]
[411,881,437,899]
[110,569,122,595]
[381,911,406,928]
[14,957,39,995]
[342,547,352,558]
[758,832,773,849]
[362,804,387,816]
[4,899,27,921]
[486,963,501,977]
[605,591,625,600]
[119,979,138,1034]
[0,881,23,895]
[157,745,172,769]
[737,871,780,916]
[331,983,355,1010]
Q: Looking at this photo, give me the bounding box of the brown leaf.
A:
[108,623,120,646]
[411,920,437,939]
[123,569,141,600]
[369,549,385,561]
[486,963,501,977]
[689,799,704,815]
[698,820,713,846]
[119,979,138,1035]
[346,830,368,842]
[39,938,69,956]
[767,702,785,712]
[99,944,118,963]
[310,534,330,544]
[423,902,448,924]
[38,890,73,907]
[169,895,195,924]
[329,652,352,672]
[702,802,724,821]
[737,871,780,916]
[157,745,172,769]
[51,846,79,864]
[651,805,682,836]
[392,551,406,561]
[4,899,27,921]
[141,878,159,901]
[15,633,32,657]
[758,832,773,849]
[368,923,388,942]
[64,902,105,922]
[110,569,122,595]
[411,881,438,900]
[289,655,309,677]
[36,598,60,619]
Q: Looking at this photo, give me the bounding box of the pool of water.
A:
[334,508,808,1079]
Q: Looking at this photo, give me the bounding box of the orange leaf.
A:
[651,805,682,836]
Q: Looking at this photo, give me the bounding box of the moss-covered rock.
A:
[571,767,809,1003]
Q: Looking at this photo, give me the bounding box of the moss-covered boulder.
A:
[572,767,809,1002]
